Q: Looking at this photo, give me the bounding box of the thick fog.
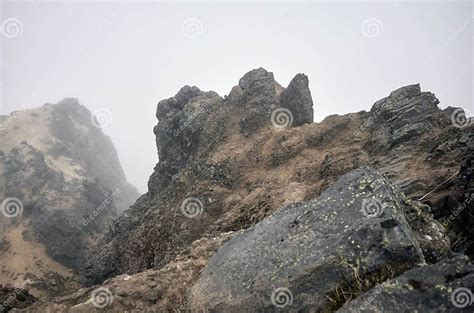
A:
[1,0,472,192]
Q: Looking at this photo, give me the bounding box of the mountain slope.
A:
[0,99,139,298]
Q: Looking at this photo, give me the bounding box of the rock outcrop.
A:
[189,167,428,311]
[338,254,474,312]
[23,68,473,312]
[0,99,139,300]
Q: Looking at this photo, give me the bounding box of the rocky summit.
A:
[8,68,474,312]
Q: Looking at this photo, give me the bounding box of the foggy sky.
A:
[1,0,472,193]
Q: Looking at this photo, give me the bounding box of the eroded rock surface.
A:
[189,167,427,312]
[338,254,474,313]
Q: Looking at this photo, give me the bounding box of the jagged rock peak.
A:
[280,73,313,126]
[389,83,421,101]
[371,83,438,114]
[238,67,275,90]
[156,85,204,119]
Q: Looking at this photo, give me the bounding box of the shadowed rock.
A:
[280,73,314,126]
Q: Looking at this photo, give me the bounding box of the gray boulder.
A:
[189,167,426,312]
[280,73,314,126]
[338,254,474,313]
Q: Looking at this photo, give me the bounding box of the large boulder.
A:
[338,254,474,313]
[189,167,427,312]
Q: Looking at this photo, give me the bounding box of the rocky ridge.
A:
[18,68,474,312]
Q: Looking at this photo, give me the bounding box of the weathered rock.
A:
[280,73,313,126]
[338,254,474,313]
[149,87,223,194]
[369,84,442,147]
[237,68,281,135]
[238,67,277,104]
[189,167,426,312]
[0,285,36,312]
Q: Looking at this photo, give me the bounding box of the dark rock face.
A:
[150,87,223,194]
[280,73,314,126]
[189,167,426,312]
[369,84,442,147]
[338,254,474,313]
[0,285,36,312]
[237,68,280,136]
[238,67,277,103]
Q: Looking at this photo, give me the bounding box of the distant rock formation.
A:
[0,99,139,300]
[27,68,472,312]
